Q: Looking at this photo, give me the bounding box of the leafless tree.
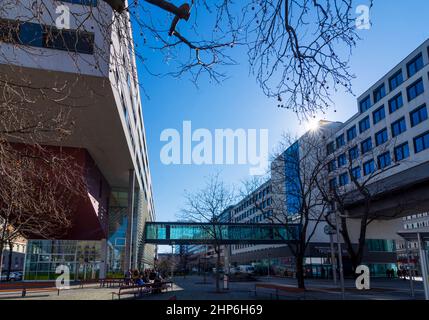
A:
[137,0,374,117]
[3,0,373,117]
[316,135,417,271]
[241,132,329,289]
[180,173,235,292]
[0,41,87,280]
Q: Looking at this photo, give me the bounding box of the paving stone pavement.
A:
[0,275,425,300]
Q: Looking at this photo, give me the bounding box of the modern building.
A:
[396,212,429,275]
[0,0,155,280]
[225,39,429,279]
[324,38,429,278]
[0,236,27,275]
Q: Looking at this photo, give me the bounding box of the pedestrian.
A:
[124,269,132,285]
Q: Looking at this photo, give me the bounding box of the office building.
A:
[0,0,155,280]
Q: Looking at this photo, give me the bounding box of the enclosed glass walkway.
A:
[144,222,300,245]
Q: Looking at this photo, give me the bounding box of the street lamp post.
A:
[329,233,338,286]
[334,210,345,300]
[406,241,415,298]
[171,243,175,280]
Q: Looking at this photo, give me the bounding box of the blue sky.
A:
[135,1,429,232]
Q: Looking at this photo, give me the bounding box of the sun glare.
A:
[306,119,320,131]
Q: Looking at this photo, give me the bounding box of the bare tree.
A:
[241,132,329,289]
[181,173,235,292]
[0,49,87,280]
[137,0,373,116]
[317,135,416,272]
[2,0,372,116]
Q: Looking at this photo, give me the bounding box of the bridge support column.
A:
[417,233,429,300]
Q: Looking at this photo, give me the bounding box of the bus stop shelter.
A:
[397,230,429,300]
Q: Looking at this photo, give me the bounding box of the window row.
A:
[0,19,94,54]
[327,104,428,156]
[329,133,429,188]
[359,48,427,114]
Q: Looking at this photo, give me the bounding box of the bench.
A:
[111,281,173,300]
[111,285,151,300]
[79,279,100,289]
[0,282,59,297]
[99,278,125,288]
[252,283,306,300]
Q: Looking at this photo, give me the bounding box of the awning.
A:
[397,230,429,242]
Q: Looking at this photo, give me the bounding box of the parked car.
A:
[212,267,224,274]
[0,271,23,281]
[11,272,23,281]
[231,265,255,274]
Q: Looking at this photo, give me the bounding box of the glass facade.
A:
[284,142,301,215]
[144,223,300,245]
[24,240,102,281]
[107,190,129,277]
[366,239,396,252]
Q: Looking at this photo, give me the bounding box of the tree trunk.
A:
[0,241,4,281]
[7,241,13,281]
[215,246,221,292]
[295,254,305,289]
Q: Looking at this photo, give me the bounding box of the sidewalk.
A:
[0,275,425,300]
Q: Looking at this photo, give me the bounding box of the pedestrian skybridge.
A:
[144,222,300,245]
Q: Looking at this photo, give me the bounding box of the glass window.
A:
[363,160,375,176]
[328,160,336,173]
[378,152,392,169]
[389,93,403,114]
[60,0,98,5]
[389,70,403,91]
[391,117,407,137]
[326,142,335,155]
[373,84,386,103]
[373,105,386,124]
[349,146,359,161]
[407,78,424,101]
[395,142,410,161]
[0,19,20,43]
[336,134,345,148]
[375,128,388,146]
[19,22,43,47]
[360,95,371,113]
[410,104,428,127]
[366,239,396,252]
[329,178,337,191]
[359,116,371,133]
[337,154,347,168]
[351,166,361,180]
[43,26,94,54]
[414,131,429,153]
[407,53,424,78]
[361,138,373,154]
[339,172,349,186]
[347,126,357,142]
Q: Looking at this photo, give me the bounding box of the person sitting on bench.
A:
[135,276,145,287]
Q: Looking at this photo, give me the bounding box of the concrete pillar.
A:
[223,245,230,274]
[125,169,135,271]
[99,239,107,279]
[417,233,429,300]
